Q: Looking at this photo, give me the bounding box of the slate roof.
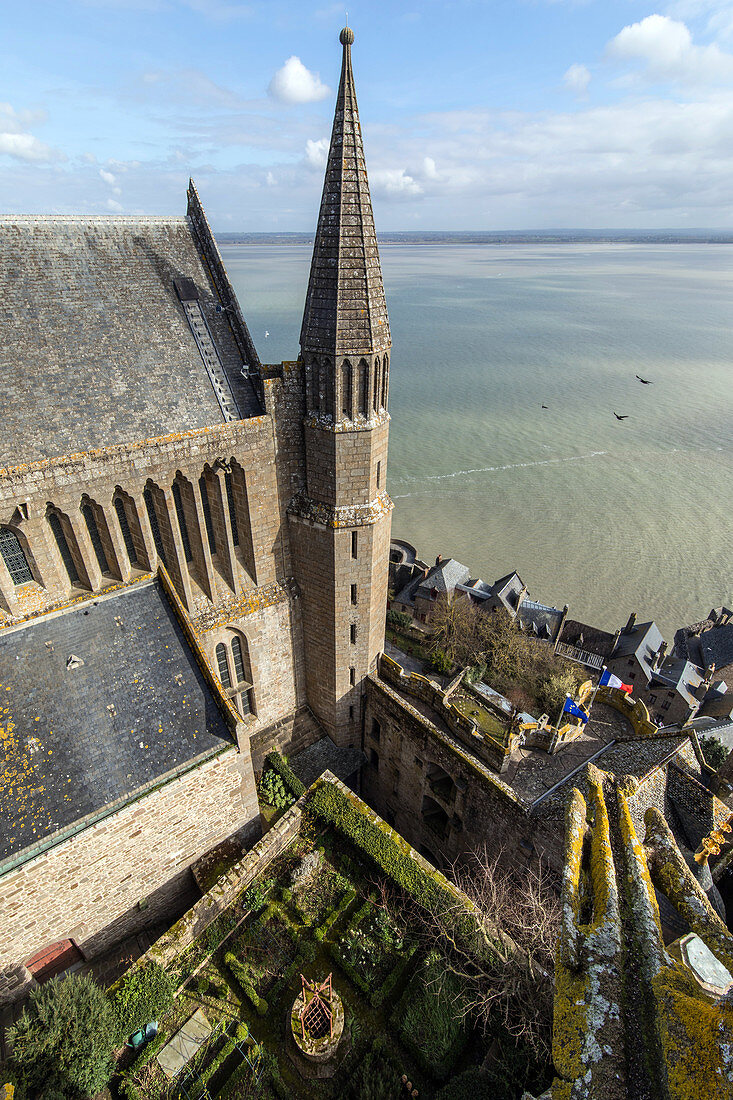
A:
[650,658,704,708]
[0,579,232,863]
[300,31,390,359]
[0,214,261,466]
[610,621,665,679]
[699,623,733,673]
[289,736,365,789]
[559,619,617,658]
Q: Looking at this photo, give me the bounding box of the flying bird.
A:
[265,330,270,338]
[613,412,629,420]
[636,374,652,384]
[541,404,548,409]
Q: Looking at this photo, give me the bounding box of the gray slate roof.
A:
[0,579,231,863]
[300,34,390,359]
[699,623,733,672]
[0,215,260,466]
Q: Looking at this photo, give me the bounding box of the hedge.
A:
[263,751,305,800]
[224,953,268,1016]
[308,780,454,912]
[108,960,176,1045]
[314,887,357,942]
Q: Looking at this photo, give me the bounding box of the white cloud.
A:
[99,168,116,184]
[305,137,328,169]
[563,63,591,96]
[268,57,331,105]
[371,168,423,199]
[0,132,54,162]
[106,197,123,211]
[266,170,276,186]
[422,156,438,179]
[607,14,733,84]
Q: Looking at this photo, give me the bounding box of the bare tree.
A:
[371,847,559,1062]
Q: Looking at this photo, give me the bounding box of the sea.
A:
[221,242,733,642]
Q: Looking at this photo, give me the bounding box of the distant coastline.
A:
[217,229,733,246]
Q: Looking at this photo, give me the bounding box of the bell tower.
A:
[288,26,393,748]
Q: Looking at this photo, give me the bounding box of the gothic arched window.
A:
[172,482,193,562]
[341,360,353,419]
[48,512,79,585]
[216,642,232,689]
[114,497,138,565]
[81,502,110,575]
[231,635,251,685]
[381,354,389,408]
[0,527,33,585]
[143,488,167,567]
[358,359,368,417]
[373,358,380,413]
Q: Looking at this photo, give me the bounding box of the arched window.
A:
[114,497,138,565]
[0,527,33,585]
[143,488,166,566]
[341,360,353,419]
[224,470,239,547]
[199,476,216,554]
[358,359,368,417]
[48,513,79,585]
[323,359,334,420]
[216,642,232,689]
[81,503,110,575]
[373,358,380,413]
[231,636,249,684]
[382,354,389,409]
[172,482,192,562]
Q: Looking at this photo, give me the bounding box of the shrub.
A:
[109,961,176,1044]
[435,1068,494,1100]
[393,953,468,1080]
[259,769,294,810]
[263,751,305,799]
[700,735,729,770]
[8,974,117,1098]
[348,1038,403,1099]
[536,670,580,717]
[429,648,454,674]
[386,609,412,632]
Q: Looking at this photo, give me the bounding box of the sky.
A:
[4,0,733,229]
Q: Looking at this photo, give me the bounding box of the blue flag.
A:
[563,697,589,723]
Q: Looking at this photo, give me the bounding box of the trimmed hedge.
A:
[314,887,357,942]
[308,781,453,911]
[224,953,268,1016]
[108,960,176,1044]
[263,751,305,800]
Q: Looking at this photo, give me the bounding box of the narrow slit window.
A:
[342,360,352,418]
[381,356,388,408]
[199,477,217,554]
[358,360,368,416]
[373,360,379,413]
[240,689,252,716]
[350,623,357,645]
[143,489,167,566]
[0,528,33,585]
[216,642,232,689]
[81,504,109,575]
[48,513,79,585]
[376,462,381,489]
[172,483,193,562]
[114,498,138,564]
[351,583,357,606]
[349,666,356,686]
[351,531,357,559]
[231,636,247,684]
[224,471,239,546]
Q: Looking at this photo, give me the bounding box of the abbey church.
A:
[0,26,391,1002]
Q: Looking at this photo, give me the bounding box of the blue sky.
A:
[4,0,733,229]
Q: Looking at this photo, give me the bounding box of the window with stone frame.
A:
[114,497,138,565]
[216,642,232,689]
[47,512,80,585]
[0,527,33,585]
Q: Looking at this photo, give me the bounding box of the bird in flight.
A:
[541,404,548,409]
[613,412,629,420]
[636,374,652,384]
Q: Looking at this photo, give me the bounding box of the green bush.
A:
[348,1037,403,1099]
[429,648,454,674]
[263,751,305,799]
[700,735,729,770]
[386,609,412,632]
[393,953,468,1080]
[8,974,117,1098]
[435,1068,494,1100]
[109,961,176,1044]
[258,769,294,809]
[537,670,580,717]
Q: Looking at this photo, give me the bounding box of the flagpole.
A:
[589,665,606,711]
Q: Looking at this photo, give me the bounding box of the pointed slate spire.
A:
[300,27,391,362]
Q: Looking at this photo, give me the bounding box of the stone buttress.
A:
[288,27,393,748]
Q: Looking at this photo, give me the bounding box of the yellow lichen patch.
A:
[653,963,733,1099]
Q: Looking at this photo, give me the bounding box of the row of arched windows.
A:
[0,462,250,597]
[309,354,389,421]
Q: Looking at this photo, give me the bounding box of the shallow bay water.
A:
[222,242,733,640]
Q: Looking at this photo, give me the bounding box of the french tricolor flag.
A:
[600,669,633,694]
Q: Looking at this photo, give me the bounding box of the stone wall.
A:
[0,745,258,1006]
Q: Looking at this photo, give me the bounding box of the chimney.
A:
[654,641,668,670]
[624,612,637,635]
[610,629,621,656]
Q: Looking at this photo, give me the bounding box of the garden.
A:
[2,760,553,1100]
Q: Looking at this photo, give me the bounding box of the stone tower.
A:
[288,26,393,748]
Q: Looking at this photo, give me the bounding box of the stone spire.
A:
[300,27,391,362]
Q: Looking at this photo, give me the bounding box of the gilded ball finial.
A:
[340,27,354,46]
